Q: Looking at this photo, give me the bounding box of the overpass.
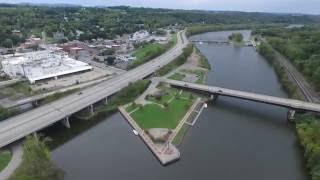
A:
[159,78,320,117]
[0,30,188,148]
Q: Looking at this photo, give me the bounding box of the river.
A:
[45,30,308,180]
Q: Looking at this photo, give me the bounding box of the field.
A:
[130,87,194,129]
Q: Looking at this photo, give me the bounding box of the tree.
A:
[101,49,115,56]
[105,56,116,65]
[228,33,243,43]
[9,135,64,180]
[1,39,13,48]
[313,67,320,89]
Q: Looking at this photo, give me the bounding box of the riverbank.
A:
[257,37,320,180]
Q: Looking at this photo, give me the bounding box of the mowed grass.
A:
[131,98,193,129]
[0,150,11,171]
[169,72,186,81]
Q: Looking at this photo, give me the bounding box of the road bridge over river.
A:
[159,78,320,117]
[0,30,188,149]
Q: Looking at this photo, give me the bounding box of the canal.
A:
[45,30,308,180]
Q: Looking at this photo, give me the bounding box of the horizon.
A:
[0,0,319,15]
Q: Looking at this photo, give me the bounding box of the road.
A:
[0,30,188,148]
[159,78,320,113]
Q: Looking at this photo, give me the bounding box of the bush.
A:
[96,80,150,113]
[0,107,19,121]
[9,135,64,180]
[258,42,302,99]
[156,44,194,76]
[296,115,320,180]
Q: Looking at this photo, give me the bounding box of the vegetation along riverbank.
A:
[257,29,320,180]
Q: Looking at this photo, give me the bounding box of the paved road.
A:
[3,75,115,108]
[0,30,188,148]
[159,78,320,113]
[0,79,22,88]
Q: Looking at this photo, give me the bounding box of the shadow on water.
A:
[40,111,117,150]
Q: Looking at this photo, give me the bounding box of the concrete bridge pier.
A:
[61,117,70,128]
[73,105,95,120]
[104,97,108,105]
[209,94,218,103]
[287,109,296,122]
[89,104,94,116]
[32,100,38,107]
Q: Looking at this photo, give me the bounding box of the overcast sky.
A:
[1,0,319,15]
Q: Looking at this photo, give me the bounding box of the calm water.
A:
[46,30,308,180]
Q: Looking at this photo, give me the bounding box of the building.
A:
[22,37,42,49]
[53,32,65,41]
[1,50,92,84]
[129,30,150,43]
[12,30,22,38]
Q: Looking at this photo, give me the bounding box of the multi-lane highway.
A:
[0,30,188,148]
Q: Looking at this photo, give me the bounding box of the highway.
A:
[159,78,320,113]
[0,30,188,148]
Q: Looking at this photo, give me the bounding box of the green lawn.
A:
[130,43,168,68]
[131,98,193,129]
[169,72,186,81]
[0,150,11,171]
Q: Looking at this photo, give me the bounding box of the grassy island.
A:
[130,87,194,129]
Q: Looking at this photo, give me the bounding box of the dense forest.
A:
[0,4,319,47]
[256,27,320,90]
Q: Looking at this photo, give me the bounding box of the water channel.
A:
[44,30,308,180]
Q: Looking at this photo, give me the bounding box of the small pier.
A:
[119,107,180,165]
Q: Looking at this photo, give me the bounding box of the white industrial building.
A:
[130,30,150,42]
[1,50,92,84]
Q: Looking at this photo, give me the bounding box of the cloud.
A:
[1,0,319,14]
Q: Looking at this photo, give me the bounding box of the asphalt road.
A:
[0,30,188,148]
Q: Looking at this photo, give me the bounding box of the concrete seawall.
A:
[118,107,180,165]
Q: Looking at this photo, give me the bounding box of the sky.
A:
[1,0,319,15]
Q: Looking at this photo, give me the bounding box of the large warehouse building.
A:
[1,50,92,84]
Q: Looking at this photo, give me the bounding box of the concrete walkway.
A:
[0,142,23,180]
[167,98,201,144]
[135,78,160,106]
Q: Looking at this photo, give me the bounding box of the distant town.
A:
[0,3,319,180]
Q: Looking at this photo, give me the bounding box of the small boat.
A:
[199,41,203,45]
[133,129,139,135]
[203,103,208,108]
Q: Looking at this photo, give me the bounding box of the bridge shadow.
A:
[208,96,295,130]
[40,110,117,150]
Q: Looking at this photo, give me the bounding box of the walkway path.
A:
[0,142,23,180]
[167,98,201,143]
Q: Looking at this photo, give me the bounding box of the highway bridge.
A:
[0,30,188,148]
[159,78,320,117]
